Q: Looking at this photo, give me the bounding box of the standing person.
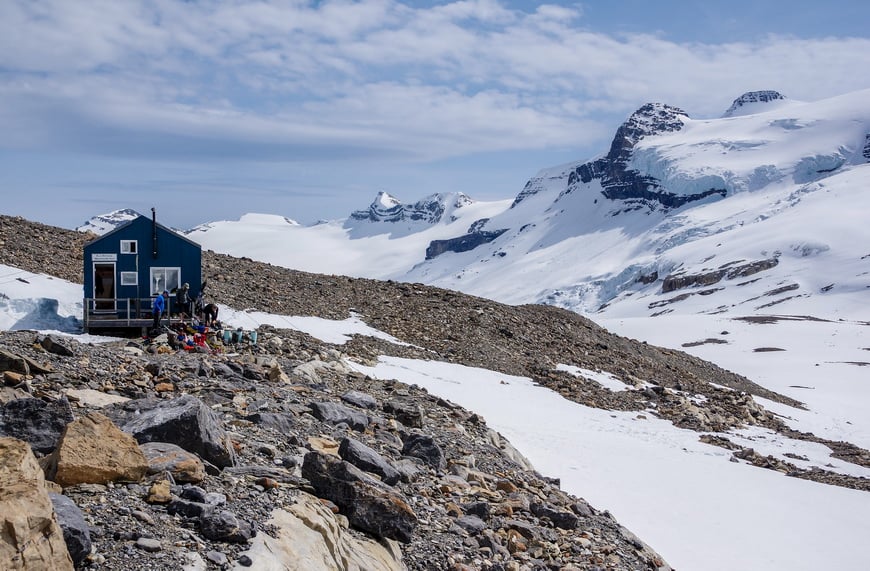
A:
[152,290,168,331]
[176,283,192,317]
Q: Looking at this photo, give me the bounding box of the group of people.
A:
[151,283,219,332]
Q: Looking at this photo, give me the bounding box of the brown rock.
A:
[3,371,25,386]
[140,442,205,483]
[0,437,74,570]
[495,479,519,493]
[505,529,527,554]
[154,382,175,393]
[145,480,172,504]
[43,413,149,487]
[308,436,340,456]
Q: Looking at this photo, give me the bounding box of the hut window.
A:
[120,272,138,286]
[149,267,181,295]
[120,240,138,254]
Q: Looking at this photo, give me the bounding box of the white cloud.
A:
[0,0,868,163]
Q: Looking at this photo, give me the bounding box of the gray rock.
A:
[0,348,32,375]
[197,359,215,378]
[205,492,227,506]
[106,394,235,468]
[455,514,486,534]
[477,530,510,559]
[531,501,579,530]
[338,437,401,486]
[135,537,162,552]
[392,458,425,482]
[212,363,238,378]
[463,501,490,521]
[0,397,73,454]
[199,510,255,543]
[245,411,294,434]
[384,399,424,428]
[310,401,369,431]
[49,492,92,567]
[340,390,378,410]
[38,334,75,357]
[302,451,417,543]
[401,433,445,471]
[168,499,212,519]
[242,364,265,381]
[180,485,208,503]
[206,550,228,566]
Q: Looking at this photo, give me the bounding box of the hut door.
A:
[93,263,116,311]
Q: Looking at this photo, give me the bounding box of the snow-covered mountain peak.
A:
[345,191,475,237]
[723,90,788,117]
[76,208,140,235]
[614,102,689,148]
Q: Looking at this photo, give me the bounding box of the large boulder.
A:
[302,451,416,543]
[338,437,400,486]
[0,437,74,570]
[0,349,31,376]
[0,398,74,454]
[401,433,445,471]
[199,510,255,544]
[37,335,75,357]
[384,399,424,428]
[310,402,369,432]
[245,412,295,435]
[0,349,51,376]
[234,493,405,571]
[107,395,235,468]
[42,412,149,487]
[49,493,92,567]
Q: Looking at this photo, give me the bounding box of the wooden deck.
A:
[83,297,181,333]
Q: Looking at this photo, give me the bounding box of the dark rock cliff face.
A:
[562,103,727,209]
[425,229,507,260]
[661,258,780,293]
[863,134,870,161]
[723,90,786,117]
[349,192,472,225]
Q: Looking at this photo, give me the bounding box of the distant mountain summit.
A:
[348,191,473,225]
[76,208,140,235]
[723,90,788,117]
[563,102,724,210]
[184,88,870,326]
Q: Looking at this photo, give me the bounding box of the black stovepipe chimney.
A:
[151,207,158,258]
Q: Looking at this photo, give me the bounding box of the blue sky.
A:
[1,0,869,230]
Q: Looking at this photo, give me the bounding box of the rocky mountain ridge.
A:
[722,90,787,117]
[347,191,473,226]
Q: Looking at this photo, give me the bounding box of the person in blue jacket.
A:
[152,290,168,331]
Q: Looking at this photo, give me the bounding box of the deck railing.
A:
[83,298,178,329]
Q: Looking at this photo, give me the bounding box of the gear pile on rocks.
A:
[1,213,868,570]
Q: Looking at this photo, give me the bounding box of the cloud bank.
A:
[2,0,869,164]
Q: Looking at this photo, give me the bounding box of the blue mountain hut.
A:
[82,208,202,332]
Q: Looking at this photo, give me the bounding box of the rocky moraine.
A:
[0,214,868,570]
